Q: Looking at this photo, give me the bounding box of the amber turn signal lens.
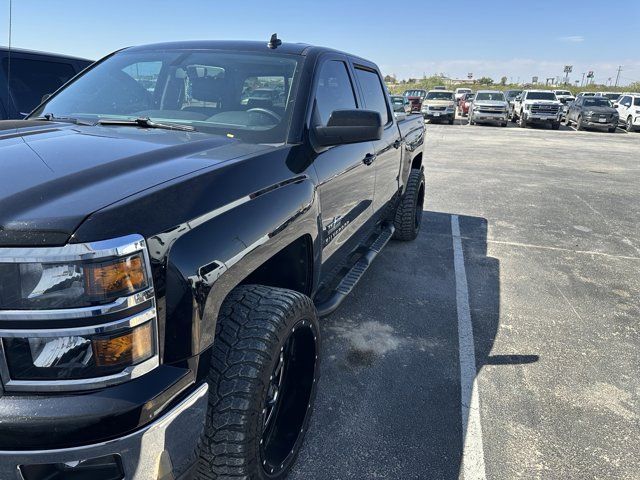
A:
[92,322,154,368]
[85,254,147,299]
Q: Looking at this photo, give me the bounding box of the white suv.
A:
[615,94,640,132]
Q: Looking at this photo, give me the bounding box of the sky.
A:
[1,0,639,86]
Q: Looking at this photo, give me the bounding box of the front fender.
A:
[158,176,320,363]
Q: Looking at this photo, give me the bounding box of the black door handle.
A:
[393,139,402,149]
[362,153,376,166]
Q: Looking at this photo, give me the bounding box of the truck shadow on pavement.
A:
[289,211,538,480]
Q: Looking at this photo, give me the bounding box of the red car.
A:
[458,92,475,116]
[403,89,427,112]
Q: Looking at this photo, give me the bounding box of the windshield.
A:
[457,89,471,93]
[527,91,557,100]
[391,97,404,105]
[426,91,454,100]
[634,98,640,106]
[604,93,620,100]
[31,49,301,144]
[555,91,571,96]
[475,92,505,101]
[583,98,612,107]
[505,90,522,99]
[404,90,426,98]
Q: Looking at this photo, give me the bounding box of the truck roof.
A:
[0,45,92,62]
[124,40,368,61]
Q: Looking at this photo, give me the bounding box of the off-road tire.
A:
[393,168,425,241]
[197,285,320,480]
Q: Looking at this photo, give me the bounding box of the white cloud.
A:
[559,35,585,43]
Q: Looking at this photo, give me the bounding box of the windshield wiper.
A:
[34,113,95,126]
[97,117,195,132]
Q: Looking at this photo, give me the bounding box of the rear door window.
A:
[2,57,76,114]
[354,67,390,125]
[314,60,357,126]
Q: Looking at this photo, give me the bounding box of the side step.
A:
[315,224,395,317]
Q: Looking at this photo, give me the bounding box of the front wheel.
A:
[627,116,635,132]
[197,285,320,480]
[576,115,584,130]
[551,121,560,130]
[608,126,617,133]
[393,168,425,241]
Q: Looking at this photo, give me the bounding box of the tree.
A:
[477,76,494,85]
[383,74,397,83]
[500,76,507,86]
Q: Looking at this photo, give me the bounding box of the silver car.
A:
[469,90,509,127]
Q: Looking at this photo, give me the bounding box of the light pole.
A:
[580,72,585,87]
[563,65,573,85]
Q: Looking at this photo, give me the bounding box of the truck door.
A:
[311,57,376,268]
[352,64,401,215]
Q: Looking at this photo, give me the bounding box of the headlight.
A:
[0,253,148,310]
[586,110,595,116]
[0,235,158,390]
[3,314,156,381]
[635,109,640,115]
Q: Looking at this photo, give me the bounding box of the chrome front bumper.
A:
[471,111,508,121]
[0,383,208,480]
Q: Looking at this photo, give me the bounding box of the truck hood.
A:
[473,100,508,107]
[583,106,617,114]
[423,99,455,107]
[524,99,561,105]
[0,121,270,246]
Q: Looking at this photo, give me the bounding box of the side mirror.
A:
[613,103,619,108]
[313,110,383,147]
[41,93,52,103]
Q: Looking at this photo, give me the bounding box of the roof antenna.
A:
[267,33,281,49]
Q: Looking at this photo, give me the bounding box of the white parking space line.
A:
[451,215,487,480]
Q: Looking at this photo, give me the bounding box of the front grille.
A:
[429,106,446,111]
[531,104,560,114]
[478,107,505,114]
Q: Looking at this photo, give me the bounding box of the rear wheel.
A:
[393,168,425,241]
[197,285,320,480]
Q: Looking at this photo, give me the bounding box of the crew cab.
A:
[0,39,425,480]
[614,94,640,131]
[511,90,562,129]
[421,90,456,124]
[403,88,427,112]
[565,95,618,132]
[0,47,92,119]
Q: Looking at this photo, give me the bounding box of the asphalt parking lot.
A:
[290,119,639,479]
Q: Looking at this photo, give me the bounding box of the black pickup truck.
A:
[0,39,425,480]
